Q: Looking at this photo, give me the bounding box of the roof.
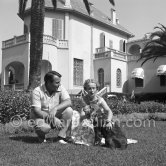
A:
[25,0,134,37]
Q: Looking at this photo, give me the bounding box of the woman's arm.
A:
[100,98,113,122]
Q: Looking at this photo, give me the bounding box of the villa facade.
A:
[1,0,134,94]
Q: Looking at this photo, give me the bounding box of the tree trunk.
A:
[28,0,45,91]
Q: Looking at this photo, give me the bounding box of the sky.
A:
[0,0,166,68]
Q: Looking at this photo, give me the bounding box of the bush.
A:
[107,99,166,115]
[0,90,166,125]
[0,90,31,124]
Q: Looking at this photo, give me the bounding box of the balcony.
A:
[43,35,68,48]
[2,34,68,49]
[2,35,28,49]
[94,47,127,60]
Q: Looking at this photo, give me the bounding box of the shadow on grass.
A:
[9,135,59,144]
[9,135,40,144]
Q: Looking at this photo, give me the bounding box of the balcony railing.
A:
[2,35,28,49]
[127,54,141,61]
[43,35,68,48]
[95,47,127,60]
[2,34,68,49]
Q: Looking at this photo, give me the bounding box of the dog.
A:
[93,116,127,150]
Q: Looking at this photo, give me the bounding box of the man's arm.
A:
[31,106,49,119]
[50,98,72,115]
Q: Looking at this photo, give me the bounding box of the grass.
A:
[0,121,166,166]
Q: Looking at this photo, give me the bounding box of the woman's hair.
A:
[44,70,61,83]
[83,79,98,91]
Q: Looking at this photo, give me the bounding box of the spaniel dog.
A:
[93,116,127,150]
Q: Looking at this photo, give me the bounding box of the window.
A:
[73,58,83,86]
[52,19,64,39]
[119,40,126,52]
[116,68,121,87]
[135,78,143,87]
[109,40,113,49]
[100,33,105,47]
[98,68,104,90]
[160,75,166,86]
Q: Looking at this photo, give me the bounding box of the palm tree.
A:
[139,24,166,65]
[19,0,115,90]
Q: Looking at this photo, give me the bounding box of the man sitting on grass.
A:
[30,70,73,143]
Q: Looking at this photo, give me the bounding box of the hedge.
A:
[0,90,166,124]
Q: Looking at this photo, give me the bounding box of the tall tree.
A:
[139,24,166,65]
[19,0,115,90]
[28,0,45,90]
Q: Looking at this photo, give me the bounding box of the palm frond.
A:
[51,0,57,9]
[109,0,115,6]
[19,0,28,18]
[22,0,28,16]
[83,0,91,15]
[139,23,166,65]
[19,0,23,15]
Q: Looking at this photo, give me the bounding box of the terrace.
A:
[2,34,69,49]
[94,47,127,61]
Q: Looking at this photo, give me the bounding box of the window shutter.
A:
[119,40,123,52]
[52,19,63,39]
[109,40,113,49]
[123,40,126,52]
[100,33,105,47]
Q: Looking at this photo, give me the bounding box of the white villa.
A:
[1,0,166,96]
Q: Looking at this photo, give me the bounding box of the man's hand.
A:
[48,109,63,130]
[53,117,63,130]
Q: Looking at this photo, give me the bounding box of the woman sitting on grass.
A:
[72,79,113,146]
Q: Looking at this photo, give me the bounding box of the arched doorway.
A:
[5,62,25,90]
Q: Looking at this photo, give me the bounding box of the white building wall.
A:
[69,15,91,90]
[111,58,127,93]
[57,49,69,89]
[93,23,127,51]
[94,58,111,85]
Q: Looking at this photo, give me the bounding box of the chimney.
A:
[110,8,116,24]
[64,0,71,8]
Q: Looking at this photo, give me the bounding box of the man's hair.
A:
[83,79,99,91]
[44,71,62,83]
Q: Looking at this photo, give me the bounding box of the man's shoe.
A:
[56,136,68,144]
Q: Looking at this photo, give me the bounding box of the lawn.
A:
[0,121,166,166]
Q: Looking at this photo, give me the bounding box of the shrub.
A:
[107,99,166,115]
[0,90,166,125]
[0,90,31,124]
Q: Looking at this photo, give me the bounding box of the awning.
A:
[131,68,144,79]
[157,65,166,75]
